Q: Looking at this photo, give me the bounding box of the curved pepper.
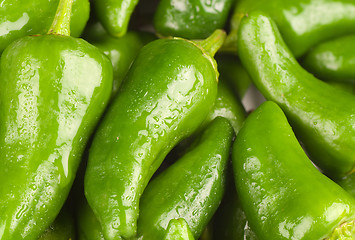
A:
[154,0,234,39]
[226,0,355,57]
[92,0,139,37]
[84,30,225,240]
[137,117,234,240]
[164,219,195,240]
[302,35,355,83]
[83,22,156,97]
[232,101,355,240]
[0,0,113,239]
[0,0,89,53]
[238,12,355,178]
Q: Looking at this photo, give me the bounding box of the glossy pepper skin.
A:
[238,12,355,178]
[164,219,195,240]
[85,30,225,240]
[0,1,113,239]
[154,0,234,39]
[232,101,355,240]
[137,117,234,240]
[226,0,355,57]
[92,0,139,37]
[0,0,89,53]
[83,22,156,97]
[302,35,355,83]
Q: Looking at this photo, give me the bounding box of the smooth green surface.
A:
[0,34,112,240]
[232,101,355,240]
[0,0,89,53]
[337,174,355,199]
[38,205,75,240]
[216,54,252,99]
[92,0,139,37]
[238,12,355,178]
[226,0,355,57]
[85,32,223,240]
[303,35,355,83]
[137,117,234,240]
[77,198,105,240]
[154,0,234,39]
[84,23,156,96]
[164,219,195,240]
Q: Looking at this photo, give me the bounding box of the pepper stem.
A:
[194,29,226,57]
[47,0,74,36]
[327,220,355,239]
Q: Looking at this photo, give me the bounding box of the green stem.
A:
[194,29,227,57]
[47,0,74,36]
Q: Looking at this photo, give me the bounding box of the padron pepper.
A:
[0,0,113,239]
[232,101,355,240]
[225,0,355,57]
[84,30,225,239]
[237,12,355,178]
[302,35,355,83]
[83,22,156,97]
[0,0,89,53]
[154,0,235,39]
[92,0,139,37]
[137,117,234,240]
[164,219,195,240]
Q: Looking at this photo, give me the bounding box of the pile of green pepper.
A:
[2,0,355,239]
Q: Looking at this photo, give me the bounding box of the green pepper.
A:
[0,0,89,53]
[302,35,355,83]
[225,0,355,57]
[84,30,225,240]
[237,12,355,178]
[137,117,234,240]
[212,169,258,240]
[0,0,113,239]
[164,219,195,240]
[336,174,355,200]
[232,101,355,239]
[83,22,156,97]
[154,0,235,39]
[92,0,139,37]
[216,54,252,99]
[38,205,75,240]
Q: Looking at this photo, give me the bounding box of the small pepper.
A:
[238,11,355,178]
[232,101,355,239]
[225,0,355,57]
[154,0,235,39]
[137,117,234,240]
[302,35,355,83]
[85,30,225,240]
[0,0,113,238]
[0,0,89,53]
[92,0,139,37]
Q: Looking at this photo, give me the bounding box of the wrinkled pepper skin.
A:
[38,205,75,240]
[232,101,355,240]
[137,117,233,240]
[0,0,89,53]
[154,0,234,39]
[0,11,113,240]
[302,35,355,83]
[164,219,195,240]
[226,0,355,57]
[83,22,156,96]
[238,12,355,178]
[92,0,139,37]
[85,30,224,240]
